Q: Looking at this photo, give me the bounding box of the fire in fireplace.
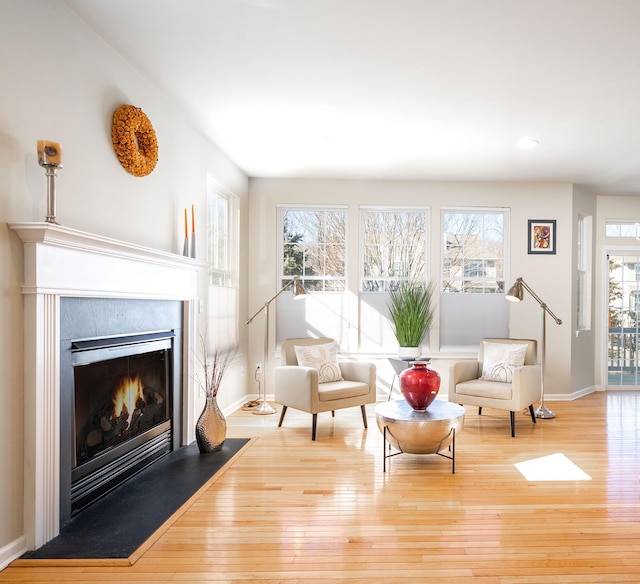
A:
[74,347,169,465]
[70,331,174,515]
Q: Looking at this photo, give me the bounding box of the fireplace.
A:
[10,222,203,550]
[58,297,185,527]
[70,331,174,515]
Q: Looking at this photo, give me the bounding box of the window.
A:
[440,208,509,350]
[360,207,429,292]
[207,184,235,287]
[442,209,506,294]
[605,220,640,238]
[577,215,592,331]
[277,206,347,343]
[280,207,346,291]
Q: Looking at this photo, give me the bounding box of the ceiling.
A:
[64,0,640,195]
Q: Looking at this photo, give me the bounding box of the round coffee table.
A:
[375,399,465,473]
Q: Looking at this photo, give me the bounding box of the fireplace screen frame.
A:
[69,330,175,516]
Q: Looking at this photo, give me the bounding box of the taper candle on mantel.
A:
[190,204,197,259]
[183,208,190,256]
[37,140,63,224]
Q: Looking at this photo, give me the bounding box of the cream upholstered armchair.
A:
[275,338,377,440]
[448,338,541,437]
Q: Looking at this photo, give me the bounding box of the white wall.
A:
[247,178,586,401]
[0,0,248,564]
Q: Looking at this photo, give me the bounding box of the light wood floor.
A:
[3,391,640,583]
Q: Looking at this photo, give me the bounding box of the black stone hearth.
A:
[21,439,248,560]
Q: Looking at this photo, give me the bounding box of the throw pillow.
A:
[294,341,344,383]
[480,341,528,383]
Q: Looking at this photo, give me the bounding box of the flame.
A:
[112,375,144,419]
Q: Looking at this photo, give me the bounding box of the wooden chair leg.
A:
[331,410,335,417]
[478,407,483,415]
[277,405,288,428]
[528,405,537,424]
[510,411,516,437]
[360,404,368,429]
[312,413,318,441]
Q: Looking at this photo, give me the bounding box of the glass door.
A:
[608,253,640,387]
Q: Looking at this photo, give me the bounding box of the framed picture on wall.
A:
[528,219,556,254]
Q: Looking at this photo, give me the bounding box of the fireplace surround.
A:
[10,223,205,550]
[59,299,184,526]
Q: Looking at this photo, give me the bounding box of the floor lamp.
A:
[505,277,562,419]
[245,276,306,415]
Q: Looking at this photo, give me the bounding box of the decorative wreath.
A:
[111,104,158,177]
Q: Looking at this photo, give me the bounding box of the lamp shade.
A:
[293,276,306,299]
[505,278,524,302]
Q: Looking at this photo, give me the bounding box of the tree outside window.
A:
[360,208,428,292]
[281,208,346,291]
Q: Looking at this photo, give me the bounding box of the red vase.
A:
[399,361,441,411]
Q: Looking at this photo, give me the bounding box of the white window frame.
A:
[577,214,592,332]
[439,207,510,350]
[206,179,236,288]
[276,205,348,343]
[441,207,508,294]
[359,206,430,292]
[605,220,640,239]
[278,205,348,292]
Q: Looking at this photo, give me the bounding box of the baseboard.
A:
[223,394,275,416]
[545,385,598,401]
[0,535,26,571]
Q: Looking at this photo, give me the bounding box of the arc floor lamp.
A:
[246,276,306,415]
[505,277,562,419]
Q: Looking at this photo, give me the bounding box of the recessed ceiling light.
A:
[516,138,539,150]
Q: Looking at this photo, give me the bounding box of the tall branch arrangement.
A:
[199,338,237,398]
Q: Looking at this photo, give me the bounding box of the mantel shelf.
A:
[9,222,208,272]
[9,222,206,299]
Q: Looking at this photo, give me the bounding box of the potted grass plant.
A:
[387,280,435,359]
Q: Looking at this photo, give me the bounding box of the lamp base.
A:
[534,403,556,419]
[252,400,277,415]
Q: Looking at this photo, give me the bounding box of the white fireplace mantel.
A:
[9,222,205,550]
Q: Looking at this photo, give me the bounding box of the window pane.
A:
[440,208,508,349]
[606,221,640,238]
[207,188,234,287]
[281,208,347,290]
[442,210,505,294]
[360,208,428,291]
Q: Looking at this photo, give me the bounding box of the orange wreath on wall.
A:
[111,104,158,177]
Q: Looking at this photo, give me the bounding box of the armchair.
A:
[275,338,377,440]
[448,338,541,437]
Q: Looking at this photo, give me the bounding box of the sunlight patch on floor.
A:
[515,453,591,481]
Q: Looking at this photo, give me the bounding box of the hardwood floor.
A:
[3,391,640,583]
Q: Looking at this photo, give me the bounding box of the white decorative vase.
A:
[398,346,421,360]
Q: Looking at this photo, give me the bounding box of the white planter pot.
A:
[398,346,421,360]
